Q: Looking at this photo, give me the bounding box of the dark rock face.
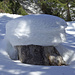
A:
[15,45,66,66]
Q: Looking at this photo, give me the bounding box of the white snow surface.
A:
[0,13,75,75]
[56,21,75,66]
[6,14,67,46]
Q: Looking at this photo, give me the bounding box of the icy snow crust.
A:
[6,14,67,46]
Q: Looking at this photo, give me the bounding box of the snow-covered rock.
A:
[0,13,75,75]
[6,14,67,46]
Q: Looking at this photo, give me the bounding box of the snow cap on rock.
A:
[6,14,67,46]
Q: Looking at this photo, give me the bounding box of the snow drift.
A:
[56,21,75,66]
[6,14,67,46]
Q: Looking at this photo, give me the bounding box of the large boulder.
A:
[15,45,66,66]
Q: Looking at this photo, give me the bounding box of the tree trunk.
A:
[66,1,72,21]
[15,45,66,66]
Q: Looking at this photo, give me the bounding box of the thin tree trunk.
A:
[66,1,72,21]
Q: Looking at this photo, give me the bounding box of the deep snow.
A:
[6,14,67,46]
[0,13,75,75]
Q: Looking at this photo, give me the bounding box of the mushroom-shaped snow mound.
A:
[6,14,67,46]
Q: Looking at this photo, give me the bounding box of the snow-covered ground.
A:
[0,13,75,75]
[56,21,75,66]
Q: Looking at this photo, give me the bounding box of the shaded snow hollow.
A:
[6,14,67,46]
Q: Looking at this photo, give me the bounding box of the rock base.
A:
[15,45,66,66]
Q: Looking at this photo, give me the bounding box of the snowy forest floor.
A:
[0,13,75,75]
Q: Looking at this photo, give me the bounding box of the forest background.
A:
[0,0,75,21]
